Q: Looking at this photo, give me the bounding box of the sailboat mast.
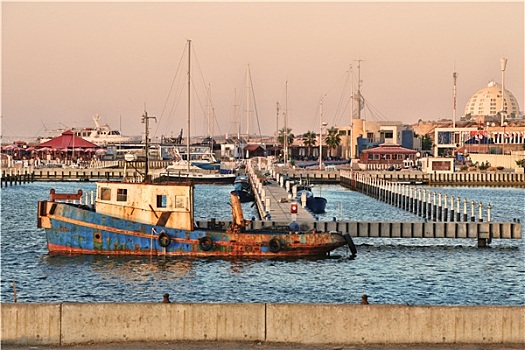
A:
[275,101,280,143]
[186,39,191,172]
[284,81,288,166]
[206,84,212,137]
[453,71,458,128]
[349,65,354,121]
[245,65,251,137]
[319,97,323,170]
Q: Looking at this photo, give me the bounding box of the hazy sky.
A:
[2,1,524,142]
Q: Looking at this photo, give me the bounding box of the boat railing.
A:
[48,188,96,206]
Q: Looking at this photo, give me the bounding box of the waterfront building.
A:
[434,125,525,158]
[463,80,522,122]
[358,143,417,170]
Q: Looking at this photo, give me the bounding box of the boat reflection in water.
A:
[42,254,196,280]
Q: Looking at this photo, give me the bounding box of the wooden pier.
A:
[341,169,525,187]
[1,169,34,188]
[273,168,340,184]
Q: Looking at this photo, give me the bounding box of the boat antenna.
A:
[142,111,156,182]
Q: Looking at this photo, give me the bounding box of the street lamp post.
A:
[319,96,328,170]
[500,58,508,126]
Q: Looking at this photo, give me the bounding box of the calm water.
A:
[1,181,523,305]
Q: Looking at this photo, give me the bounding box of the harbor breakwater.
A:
[2,302,524,346]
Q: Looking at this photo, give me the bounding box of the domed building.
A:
[463,80,521,120]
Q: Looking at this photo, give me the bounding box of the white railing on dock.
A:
[340,169,525,185]
[347,172,495,223]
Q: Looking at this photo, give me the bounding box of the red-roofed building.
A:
[36,130,99,150]
[243,144,265,158]
[360,144,418,170]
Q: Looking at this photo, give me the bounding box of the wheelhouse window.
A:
[116,188,127,202]
[100,187,111,201]
[157,195,167,208]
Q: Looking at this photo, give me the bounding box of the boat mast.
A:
[187,39,191,172]
[245,65,251,137]
[275,101,280,144]
[284,81,288,166]
[319,97,323,170]
[142,111,156,182]
[452,70,458,129]
[206,84,212,138]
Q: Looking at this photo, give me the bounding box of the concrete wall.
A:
[2,303,524,346]
[469,153,523,169]
[266,304,525,344]
[60,303,265,345]
[1,303,61,346]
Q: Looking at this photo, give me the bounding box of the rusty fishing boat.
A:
[37,181,352,257]
[37,112,354,258]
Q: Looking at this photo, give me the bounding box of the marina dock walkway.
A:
[238,161,522,246]
[246,163,315,225]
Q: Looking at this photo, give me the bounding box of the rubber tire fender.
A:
[199,236,214,251]
[268,238,282,253]
[158,231,171,248]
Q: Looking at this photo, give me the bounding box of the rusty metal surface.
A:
[38,201,346,257]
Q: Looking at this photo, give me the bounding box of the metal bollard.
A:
[478,202,483,222]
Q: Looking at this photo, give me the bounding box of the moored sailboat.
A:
[159,40,234,184]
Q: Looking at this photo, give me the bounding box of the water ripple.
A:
[1,182,523,306]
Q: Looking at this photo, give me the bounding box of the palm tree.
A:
[325,127,341,158]
[278,128,294,147]
[302,131,317,157]
[278,127,294,160]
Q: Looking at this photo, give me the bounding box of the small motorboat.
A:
[231,173,255,203]
[295,184,327,214]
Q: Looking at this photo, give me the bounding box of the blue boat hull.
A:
[231,190,255,203]
[306,196,327,214]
